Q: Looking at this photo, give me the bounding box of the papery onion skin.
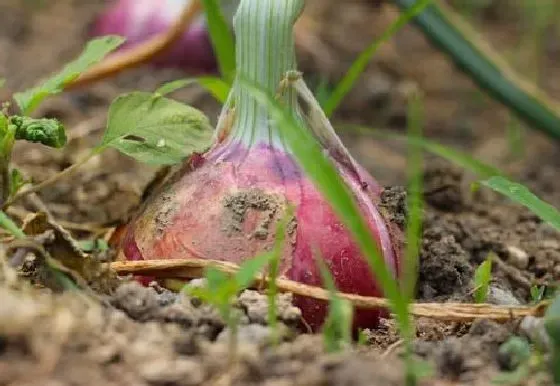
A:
[121,140,401,331]
[90,0,217,73]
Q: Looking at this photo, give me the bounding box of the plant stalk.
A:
[221,0,303,148]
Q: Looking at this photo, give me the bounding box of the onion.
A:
[120,0,402,331]
[90,0,228,73]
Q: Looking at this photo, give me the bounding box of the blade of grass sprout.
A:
[403,90,423,304]
[317,256,353,353]
[241,77,409,333]
[480,176,560,232]
[473,252,493,303]
[343,125,505,179]
[402,88,425,386]
[268,205,294,344]
[322,0,432,117]
[0,210,25,239]
[200,0,236,82]
[155,76,230,102]
[234,252,275,290]
[392,0,560,140]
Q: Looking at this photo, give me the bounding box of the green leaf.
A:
[242,78,406,326]
[404,90,424,303]
[473,253,493,303]
[0,78,5,89]
[77,239,109,252]
[0,210,25,239]
[498,337,532,371]
[155,76,230,103]
[10,116,67,148]
[530,285,546,303]
[200,0,236,81]
[268,205,294,342]
[317,256,353,353]
[323,0,432,117]
[234,252,275,290]
[0,113,8,137]
[14,36,124,115]
[101,92,213,165]
[481,176,560,232]
[9,168,28,198]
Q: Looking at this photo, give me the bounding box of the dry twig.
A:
[110,258,548,323]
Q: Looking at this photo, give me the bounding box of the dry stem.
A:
[110,258,548,323]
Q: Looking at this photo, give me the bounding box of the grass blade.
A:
[155,76,231,103]
[14,36,124,115]
[404,90,424,304]
[200,0,236,82]
[480,176,560,232]
[322,0,432,117]
[473,253,493,303]
[317,256,353,353]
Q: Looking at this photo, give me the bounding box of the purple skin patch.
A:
[90,0,218,73]
[122,140,399,332]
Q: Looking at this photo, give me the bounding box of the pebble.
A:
[519,316,550,350]
[506,246,529,270]
[217,324,281,346]
[486,286,521,306]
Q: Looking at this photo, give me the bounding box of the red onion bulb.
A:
[120,0,402,332]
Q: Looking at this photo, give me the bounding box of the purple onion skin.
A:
[91,0,218,73]
[121,140,402,332]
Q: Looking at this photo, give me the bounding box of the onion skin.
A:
[122,140,401,331]
[118,0,403,332]
[90,0,217,73]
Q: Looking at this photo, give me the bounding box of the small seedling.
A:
[316,256,353,353]
[184,252,275,364]
[473,253,493,303]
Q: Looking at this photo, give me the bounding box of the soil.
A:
[1,0,560,385]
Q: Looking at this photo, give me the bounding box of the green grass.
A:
[200,0,236,82]
[322,0,433,118]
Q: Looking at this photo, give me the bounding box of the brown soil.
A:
[1,0,560,385]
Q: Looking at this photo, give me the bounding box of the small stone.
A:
[506,246,529,269]
[486,286,521,306]
[542,240,560,250]
[217,324,282,346]
[140,358,204,385]
[519,316,551,349]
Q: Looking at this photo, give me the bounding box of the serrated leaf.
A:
[474,253,493,303]
[101,92,213,165]
[14,36,125,115]
[155,76,230,103]
[481,176,560,232]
